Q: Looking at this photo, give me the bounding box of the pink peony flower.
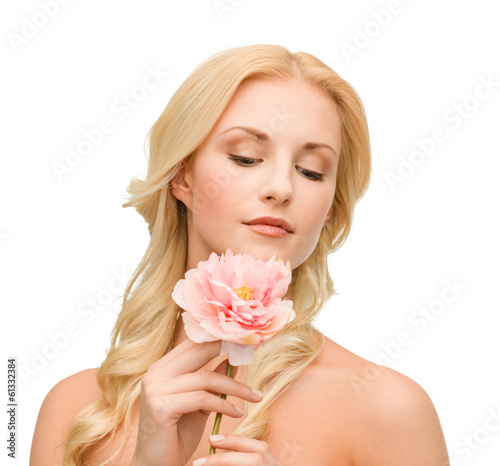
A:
[172,249,295,366]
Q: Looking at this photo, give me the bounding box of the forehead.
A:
[222,76,339,123]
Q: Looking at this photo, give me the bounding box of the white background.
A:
[1,1,499,464]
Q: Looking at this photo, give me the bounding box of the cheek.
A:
[301,188,333,229]
[191,168,244,218]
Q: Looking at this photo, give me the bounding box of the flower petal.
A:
[219,341,257,366]
[182,312,219,343]
[171,279,186,309]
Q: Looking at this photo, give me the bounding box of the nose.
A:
[258,162,294,206]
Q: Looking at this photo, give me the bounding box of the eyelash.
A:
[227,155,324,182]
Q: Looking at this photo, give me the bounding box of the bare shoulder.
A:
[30,368,103,466]
[265,335,450,466]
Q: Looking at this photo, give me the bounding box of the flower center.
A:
[234,284,253,301]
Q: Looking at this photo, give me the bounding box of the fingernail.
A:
[235,405,245,415]
[210,434,225,442]
[252,388,264,398]
[193,458,207,466]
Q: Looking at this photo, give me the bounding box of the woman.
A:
[30,44,450,465]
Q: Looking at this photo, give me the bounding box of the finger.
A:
[210,360,243,397]
[161,391,246,422]
[207,434,276,463]
[149,339,222,377]
[157,369,263,402]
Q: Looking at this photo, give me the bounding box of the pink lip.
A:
[246,224,289,237]
[244,217,294,237]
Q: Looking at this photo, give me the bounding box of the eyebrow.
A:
[218,126,338,157]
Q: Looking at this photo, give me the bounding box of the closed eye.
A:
[296,166,324,182]
[228,155,262,166]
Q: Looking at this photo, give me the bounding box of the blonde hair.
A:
[62,44,371,464]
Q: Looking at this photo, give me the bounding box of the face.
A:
[171,76,341,270]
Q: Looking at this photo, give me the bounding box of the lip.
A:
[244,217,294,236]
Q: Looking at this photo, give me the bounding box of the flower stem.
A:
[209,362,234,455]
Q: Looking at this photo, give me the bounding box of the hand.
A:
[192,434,277,465]
[130,339,264,466]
